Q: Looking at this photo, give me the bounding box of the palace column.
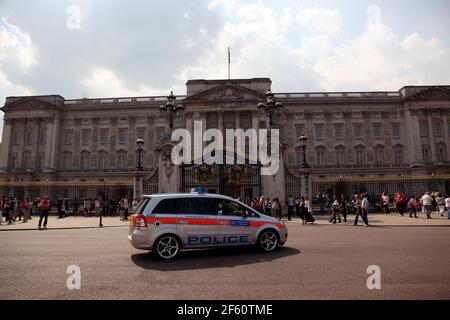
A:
[0,118,14,171]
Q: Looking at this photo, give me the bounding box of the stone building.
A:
[1,78,449,205]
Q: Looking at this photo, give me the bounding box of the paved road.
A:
[1,222,449,300]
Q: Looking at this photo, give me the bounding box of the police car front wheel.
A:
[153,235,181,260]
[258,230,279,252]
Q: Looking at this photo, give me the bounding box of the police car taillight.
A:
[135,214,148,230]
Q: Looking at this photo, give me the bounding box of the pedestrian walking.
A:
[329,195,341,224]
[303,196,315,224]
[445,195,450,219]
[38,196,51,230]
[436,193,445,217]
[407,196,418,218]
[420,192,433,219]
[286,195,295,221]
[264,198,273,216]
[354,193,369,226]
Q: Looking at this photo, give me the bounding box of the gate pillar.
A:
[157,143,179,194]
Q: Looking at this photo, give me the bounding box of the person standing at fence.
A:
[94,198,101,217]
[319,193,326,215]
[273,198,282,220]
[381,192,390,214]
[264,198,273,216]
[56,198,63,219]
[21,198,31,223]
[395,191,406,217]
[119,197,126,221]
[340,195,348,222]
[38,196,50,230]
[0,197,3,225]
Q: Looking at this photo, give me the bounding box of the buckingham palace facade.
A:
[1,78,450,204]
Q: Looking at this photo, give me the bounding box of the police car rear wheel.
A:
[154,235,180,260]
[258,230,279,252]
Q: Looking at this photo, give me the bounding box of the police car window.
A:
[216,200,248,217]
[153,199,180,214]
[179,198,217,215]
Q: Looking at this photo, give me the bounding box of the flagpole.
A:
[228,46,231,80]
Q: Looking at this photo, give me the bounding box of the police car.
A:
[128,192,288,260]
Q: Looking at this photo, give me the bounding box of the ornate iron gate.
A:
[143,168,159,195]
[285,167,303,199]
[180,156,263,201]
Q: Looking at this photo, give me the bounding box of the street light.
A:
[160,91,184,129]
[136,138,145,171]
[298,135,310,169]
[257,91,283,127]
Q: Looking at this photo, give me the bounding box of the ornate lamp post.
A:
[136,138,145,171]
[160,91,184,129]
[298,135,309,169]
[257,91,283,127]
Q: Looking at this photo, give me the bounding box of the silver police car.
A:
[128,193,288,260]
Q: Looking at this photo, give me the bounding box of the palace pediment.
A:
[184,83,266,102]
[2,97,60,111]
[406,86,450,101]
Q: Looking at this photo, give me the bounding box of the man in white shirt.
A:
[420,192,433,219]
[354,193,369,227]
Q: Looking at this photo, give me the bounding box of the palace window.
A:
[336,148,345,166]
[82,129,91,145]
[99,128,109,144]
[436,144,447,162]
[137,128,146,139]
[13,132,19,145]
[393,146,404,165]
[353,124,363,139]
[334,125,343,139]
[39,129,47,145]
[355,146,365,165]
[23,151,32,169]
[315,124,324,139]
[99,152,108,170]
[392,124,400,138]
[37,152,45,170]
[372,124,381,139]
[433,122,443,137]
[80,152,90,170]
[316,147,326,166]
[26,129,33,145]
[9,153,17,169]
[374,148,384,165]
[419,121,429,137]
[117,151,127,169]
[64,130,73,145]
[63,153,72,170]
[422,145,431,164]
[119,128,128,144]
[295,124,305,138]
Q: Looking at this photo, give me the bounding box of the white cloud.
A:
[296,6,343,36]
[0,17,39,71]
[313,24,450,91]
[81,67,182,98]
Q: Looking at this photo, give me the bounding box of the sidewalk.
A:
[1,212,449,231]
[285,212,450,226]
[0,216,129,231]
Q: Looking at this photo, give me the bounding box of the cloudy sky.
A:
[1,0,449,141]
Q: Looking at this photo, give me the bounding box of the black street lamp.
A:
[257,91,283,127]
[160,91,184,129]
[298,135,310,169]
[136,138,144,171]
